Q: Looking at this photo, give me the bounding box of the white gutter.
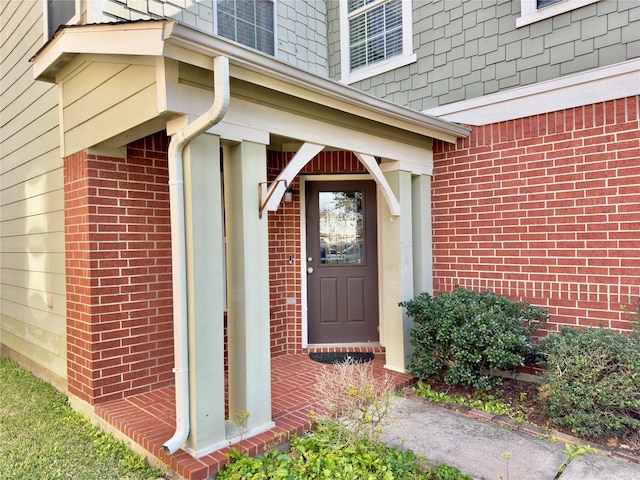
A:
[163,55,230,455]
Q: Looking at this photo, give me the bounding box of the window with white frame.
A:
[216,0,275,55]
[340,0,416,84]
[517,0,600,28]
[44,0,81,40]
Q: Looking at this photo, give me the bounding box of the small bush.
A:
[314,356,397,442]
[401,287,549,389]
[539,327,640,438]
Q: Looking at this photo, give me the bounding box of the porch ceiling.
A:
[32,20,469,149]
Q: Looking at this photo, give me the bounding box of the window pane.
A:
[216,0,274,55]
[217,0,235,15]
[236,0,255,22]
[348,0,403,71]
[319,192,365,265]
[256,0,273,26]
[256,27,275,55]
[237,19,257,49]
[348,0,377,14]
[218,12,236,38]
[47,0,76,38]
[537,0,563,8]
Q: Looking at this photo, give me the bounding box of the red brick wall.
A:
[64,132,174,404]
[267,151,367,355]
[432,96,640,334]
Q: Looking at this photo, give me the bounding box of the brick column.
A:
[64,132,174,405]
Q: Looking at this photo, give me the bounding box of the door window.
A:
[318,191,365,265]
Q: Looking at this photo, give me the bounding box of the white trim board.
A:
[423,59,640,126]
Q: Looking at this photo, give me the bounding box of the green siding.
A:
[333,0,640,110]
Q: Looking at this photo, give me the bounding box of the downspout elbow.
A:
[163,55,230,455]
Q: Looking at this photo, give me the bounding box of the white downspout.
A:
[163,55,230,455]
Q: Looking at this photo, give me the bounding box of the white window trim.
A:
[517,0,600,28]
[339,0,416,84]
[213,0,278,57]
[43,0,82,41]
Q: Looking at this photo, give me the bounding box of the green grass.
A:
[0,355,165,480]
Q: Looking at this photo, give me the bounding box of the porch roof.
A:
[31,20,469,144]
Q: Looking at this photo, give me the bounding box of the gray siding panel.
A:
[337,0,640,110]
[102,1,329,76]
[277,0,328,75]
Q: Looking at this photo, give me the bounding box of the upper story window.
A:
[340,0,416,84]
[216,0,275,55]
[517,0,600,27]
[44,0,81,40]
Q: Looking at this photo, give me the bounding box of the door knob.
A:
[307,267,314,274]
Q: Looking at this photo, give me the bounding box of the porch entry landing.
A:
[95,350,415,480]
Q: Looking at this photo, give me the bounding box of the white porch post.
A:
[223,140,274,436]
[182,133,226,454]
[379,168,414,372]
[412,174,433,295]
[378,164,434,372]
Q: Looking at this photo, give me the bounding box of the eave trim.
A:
[30,20,469,143]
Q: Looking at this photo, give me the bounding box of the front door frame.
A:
[300,174,381,348]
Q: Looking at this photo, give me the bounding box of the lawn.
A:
[0,355,165,480]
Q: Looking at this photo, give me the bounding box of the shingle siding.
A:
[339,0,639,111]
[101,1,329,76]
[276,0,329,76]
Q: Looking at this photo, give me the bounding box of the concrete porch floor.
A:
[95,349,415,480]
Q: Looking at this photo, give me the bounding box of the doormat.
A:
[308,352,374,365]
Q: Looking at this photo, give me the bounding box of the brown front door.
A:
[305,180,379,344]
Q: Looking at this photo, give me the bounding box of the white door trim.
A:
[299,174,373,349]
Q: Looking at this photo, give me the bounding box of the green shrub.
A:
[539,327,640,438]
[216,420,472,479]
[401,287,548,389]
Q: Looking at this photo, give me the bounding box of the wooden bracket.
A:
[258,179,288,219]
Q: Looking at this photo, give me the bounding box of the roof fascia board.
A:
[164,22,469,141]
[32,21,172,82]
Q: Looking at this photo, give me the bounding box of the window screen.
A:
[217,0,275,55]
[348,0,403,71]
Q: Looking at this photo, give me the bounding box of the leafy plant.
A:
[412,381,525,422]
[562,442,600,460]
[401,287,548,389]
[538,327,640,438]
[216,421,472,479]
[217,356,474,479]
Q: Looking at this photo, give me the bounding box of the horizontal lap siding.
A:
[0,0,67,387]
[432,96,640,333]
[62,62,157,157]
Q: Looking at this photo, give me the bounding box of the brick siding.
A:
[432,96,640,334]
[64,132,174,404]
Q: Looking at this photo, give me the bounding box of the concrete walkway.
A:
[380,396,640,480]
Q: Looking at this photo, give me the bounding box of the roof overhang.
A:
[31,20,469,144]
